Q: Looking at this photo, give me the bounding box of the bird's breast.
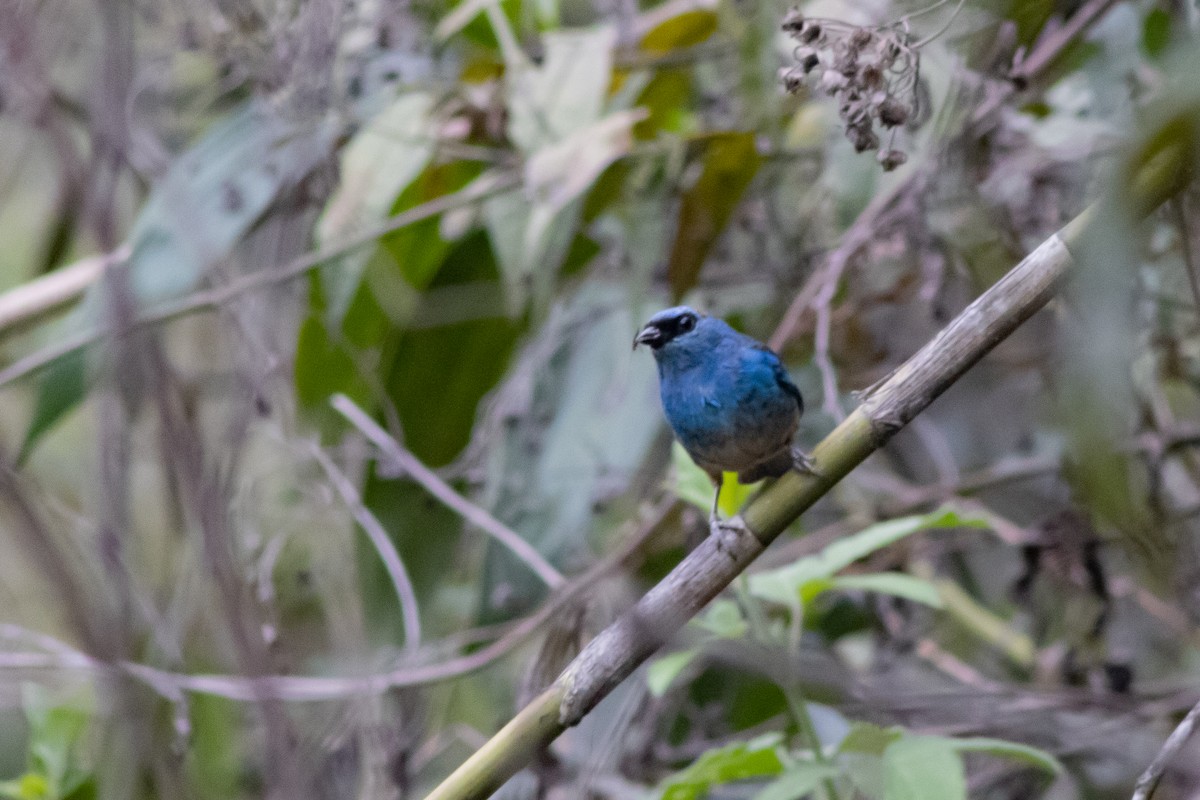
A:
[659,370,798,473]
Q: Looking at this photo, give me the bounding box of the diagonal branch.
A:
[331,394,566,589]
[421,124,1194,800]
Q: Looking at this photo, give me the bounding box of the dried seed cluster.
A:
[780,9,919,171]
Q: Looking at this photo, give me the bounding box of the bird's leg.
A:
[708,479,722,530]
[791,446,822,478]
[708,474,748,556]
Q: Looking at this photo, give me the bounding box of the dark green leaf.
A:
[294,314,371,423]
[19,350,86,464]
[384,232,522,467]
[657,734,786,800]
[666,132,760,299]
[1142,9,1171,58]
[640,10,719,53]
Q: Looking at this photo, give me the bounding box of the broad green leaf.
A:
[367,160,485,322]
[484,189,581,315]
[0,773,49,800]
[294,313,371,423]
[1142,9,1171,57]
[839,722,902,756]
[21,685,91,797]
[123,104,336,305]
[640,10,718,53]
[19,350,85,464]
[361,477,464,638]
[317,93,436,323]
[751,763,840,800]
[829,573,943,608]
[666,132,761,299]
[507,26,615,153]
[435,0,502,40]
[384,232,522,468]
[477,282,662,619]
[189,694,247,799]
[21,103,337,457]
[695,599,747,638]
[748,508,986,607]
[487,27,621,313]
[944,737,1062,775]
[525,110,645,215]
[657,734,786,800]
[633,70,696,139]
[491,109,643,312]
[882,737,966,800]
[647,649,700,697]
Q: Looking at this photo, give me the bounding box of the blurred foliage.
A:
[2,0,1200,797]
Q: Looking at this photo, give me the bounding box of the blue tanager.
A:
[634,306,815,539]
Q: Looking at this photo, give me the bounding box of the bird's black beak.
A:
[633,324,662,350]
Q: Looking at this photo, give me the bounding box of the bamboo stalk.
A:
[422,127,1193,800]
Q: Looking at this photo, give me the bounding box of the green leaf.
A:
[634,69,696,139]
[476,283,663,619]
[829,573,943,608]
[751,763,840,800]
[839,723,900,799]
[507,26,615,153]
[361,476,464,638]
[21,103,337,458]
[294,314,370,422]
[19,350,86,464]
[188,694,246,799]
[1142,8,1171,58]
[640,10,718,53]
[488,109,642,312]
[384,233,523,467]
[882,737,966,800]
[748,508,985,607]
[21,685,91,797]
[695,599,748,638]
[944,737,1062,775]
[647,649,700,697]
[666,132,761,299]
[316,93,435,320]
[839,722,902,756]
[367,160,485,322]
[657,734,786,800]
[0,773,49,800]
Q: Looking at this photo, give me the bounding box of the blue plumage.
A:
[634,306,808,528]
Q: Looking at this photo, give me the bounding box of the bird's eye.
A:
[679,315,695,332]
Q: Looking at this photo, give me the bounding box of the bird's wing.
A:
[751,343,804,416]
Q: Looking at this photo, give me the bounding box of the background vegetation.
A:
[1,0,1199,797]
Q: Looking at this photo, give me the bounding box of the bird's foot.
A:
[791,446,822,478]
[709,513,751,557]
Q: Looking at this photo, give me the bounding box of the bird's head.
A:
[633,306,703,351]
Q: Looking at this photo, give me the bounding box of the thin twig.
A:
[1007,0,1121,85]
[0,172,520,391]
[0,245,130,333]
[1172,196,1200,311]
[0,496,676,702]
[1131,698,1200,800]
[330,394,566,590]
[309,442,422,651]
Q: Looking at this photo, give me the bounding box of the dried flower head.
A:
[779,6,921,170]
[877,149,907,171]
